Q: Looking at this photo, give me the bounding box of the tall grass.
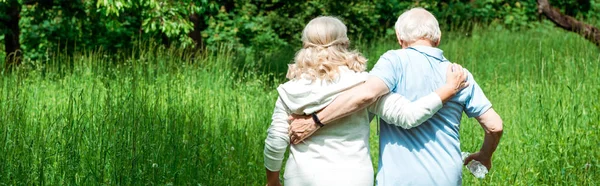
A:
[0,44,280,185]
[0,27,598,185]
[445,27,600,185]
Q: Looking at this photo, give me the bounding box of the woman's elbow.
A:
[265,136,289,153]
[391,115,417,129]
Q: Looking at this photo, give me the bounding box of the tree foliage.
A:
[0,0,598,64]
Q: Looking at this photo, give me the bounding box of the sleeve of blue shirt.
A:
[369,51,400,92]
[463,71,493,118]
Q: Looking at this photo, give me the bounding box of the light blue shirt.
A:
[370,46,492,186]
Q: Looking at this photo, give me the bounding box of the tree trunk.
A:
[188,12,204,49]
[538,0,600,46]
[4,0,22,68]
[160,30,171,47]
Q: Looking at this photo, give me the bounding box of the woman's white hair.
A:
[287,16,367,82]
[394,8,441,44]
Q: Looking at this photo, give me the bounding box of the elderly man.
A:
[288,8,503,185]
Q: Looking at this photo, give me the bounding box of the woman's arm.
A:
[367,92,442,129]
[367,65,468,129]
[266,169,282,186]
[264,97,291,185]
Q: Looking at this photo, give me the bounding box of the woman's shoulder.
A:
[336,66,369,82]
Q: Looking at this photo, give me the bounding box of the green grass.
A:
[445,27,600,185]
[1,27,599,185]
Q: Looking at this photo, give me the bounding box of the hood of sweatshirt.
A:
[276,66,369,115]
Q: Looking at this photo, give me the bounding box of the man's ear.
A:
[396,32,403,47]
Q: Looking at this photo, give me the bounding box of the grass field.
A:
[1,27,599,185]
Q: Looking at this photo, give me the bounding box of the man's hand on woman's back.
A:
[288,114,320,144]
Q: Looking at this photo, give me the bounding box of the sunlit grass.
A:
[0,27,598,185]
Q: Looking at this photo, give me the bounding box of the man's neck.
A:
[402,39,435,49]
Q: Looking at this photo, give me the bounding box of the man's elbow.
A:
[356,90,379,107]
[487,118,503,135]
[478,109,504,135]
[356,77,389,107]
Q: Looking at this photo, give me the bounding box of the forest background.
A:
[1,0,599,64]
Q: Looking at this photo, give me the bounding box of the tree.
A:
[1,0,598,67]
[101,0,220,48]
[0,0,216,66]
[538,0,600,46]
[0,0,22,68]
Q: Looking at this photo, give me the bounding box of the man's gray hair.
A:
[394,8,441,44]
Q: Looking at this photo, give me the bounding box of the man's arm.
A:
[316,76,391,125]
[289,64,468,144]
[464,108,503,170]
[287,76,389,144]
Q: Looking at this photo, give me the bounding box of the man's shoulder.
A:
[377,49,412,65]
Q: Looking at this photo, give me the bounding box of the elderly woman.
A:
[263,16,467,186]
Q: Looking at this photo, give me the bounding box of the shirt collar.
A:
[409,45,447,62]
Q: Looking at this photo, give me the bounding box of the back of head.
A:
[287,16,367,82]
[302,16,347,47]
[395,8,441,45]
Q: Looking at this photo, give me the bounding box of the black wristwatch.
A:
[311,113,325,128]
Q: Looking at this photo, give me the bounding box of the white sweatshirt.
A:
[264,66,443,185]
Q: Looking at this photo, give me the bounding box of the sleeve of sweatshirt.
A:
[367,92,443,129]
[264,97,291,171]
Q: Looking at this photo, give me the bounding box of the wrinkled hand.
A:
[446,63,469,92]
[288,114,321,144]
[463,151,492,171]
